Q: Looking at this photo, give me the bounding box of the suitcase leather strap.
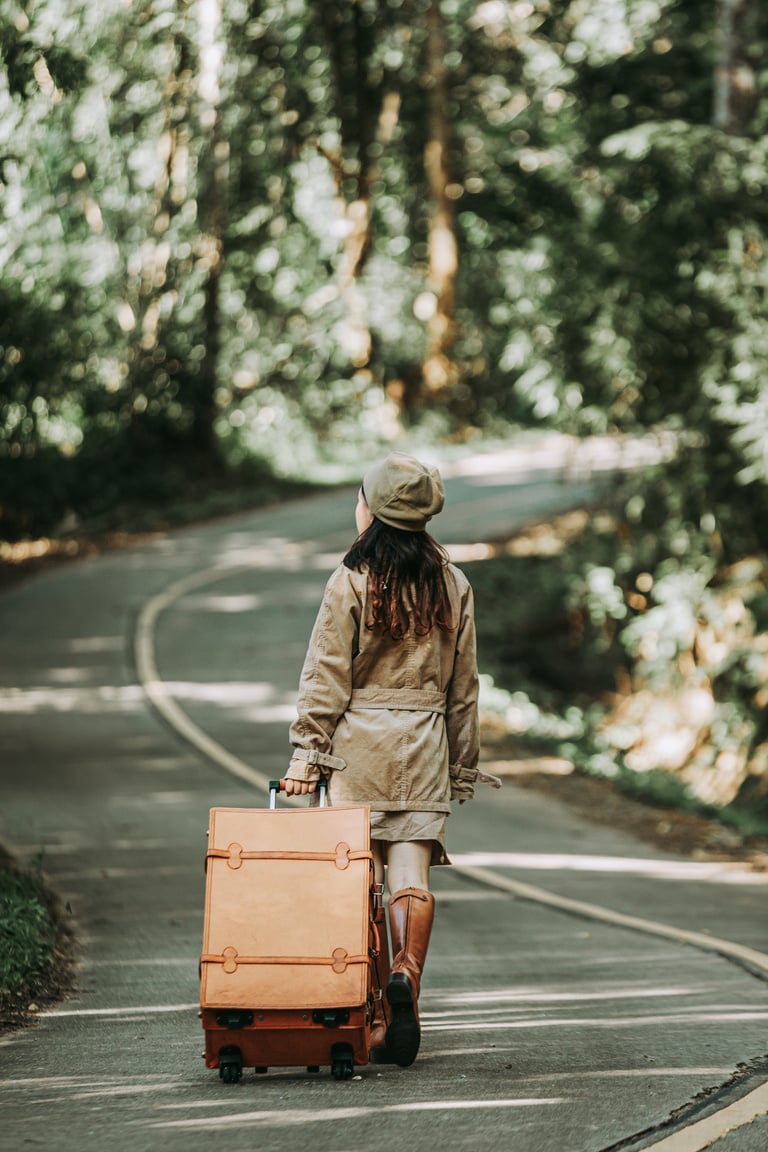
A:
[200,946,370,975]
[207,841,373,871]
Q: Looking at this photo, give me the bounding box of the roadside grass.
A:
[0,853,75,1029]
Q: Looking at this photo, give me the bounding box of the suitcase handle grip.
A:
[269,779,327,808]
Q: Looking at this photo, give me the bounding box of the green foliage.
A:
[0,860,55,1000]
[464,547,622,706]
[468,489,768,822]
[1,1,768,590]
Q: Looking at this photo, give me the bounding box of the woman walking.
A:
[284,452,497,1067]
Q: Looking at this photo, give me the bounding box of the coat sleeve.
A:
[287,566,360,781]
[445,578,480,800]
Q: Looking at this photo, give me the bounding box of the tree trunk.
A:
[713,0,759,135]
[316,0,381,369]
[120,5,194,448]
[195,0,227,459]
[421,0,458,395]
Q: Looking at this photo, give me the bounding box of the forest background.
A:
[2,0,768,833]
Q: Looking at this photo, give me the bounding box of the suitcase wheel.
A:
[330,1043,355,1081]
[307,1066,320,1074]
[218,1045,243,1084]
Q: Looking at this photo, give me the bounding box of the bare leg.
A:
[385,840,431,894]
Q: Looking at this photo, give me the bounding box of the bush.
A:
[465,495,768,837]
[0,858,57,1013]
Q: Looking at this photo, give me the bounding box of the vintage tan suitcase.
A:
[200,781,379,1081]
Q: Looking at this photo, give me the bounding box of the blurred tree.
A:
[714,0,760,134]
[311,0,382,369]
[421,0,459,397]
[2,0,768,558]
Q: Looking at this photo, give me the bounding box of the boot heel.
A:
[386,972,413,1007]
[386,973,420,1066]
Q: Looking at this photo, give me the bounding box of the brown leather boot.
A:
[368,900,392,1063]
[385,887,435,1067]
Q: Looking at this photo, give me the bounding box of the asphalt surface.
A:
[1,439,767,1152]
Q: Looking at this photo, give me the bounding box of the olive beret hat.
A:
[362,452,445,532]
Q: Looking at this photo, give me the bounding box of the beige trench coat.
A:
[288,562,480,811]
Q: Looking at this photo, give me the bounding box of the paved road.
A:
[1,440,767,1152]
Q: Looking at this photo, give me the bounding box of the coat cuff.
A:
[287,747,347,783]
[286,756,323,784]
[449,763,478,801]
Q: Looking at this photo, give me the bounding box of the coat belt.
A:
[349,688,447,714]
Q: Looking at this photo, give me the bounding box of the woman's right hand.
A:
[283,778,317,797]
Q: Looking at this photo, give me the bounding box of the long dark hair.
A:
[344,518,454,640]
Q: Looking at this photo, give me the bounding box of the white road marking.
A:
[148,1097,570,1129]
[451,864,768,977]
[134,565,277,793]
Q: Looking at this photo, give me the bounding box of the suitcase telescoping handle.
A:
[269,779,327,809]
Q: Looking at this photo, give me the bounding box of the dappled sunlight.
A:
[174,592,264,612]
[82,957,195,968]
[68,1083,187,1101]
[0,1074,181,1091]
[147,1097,569,1131]
[443,433,676,484]
[41,1002,198,1019]
[0,672,297,720]
[115,790,200,807]
[478,756,573,775]
[0,1073,191,1110]
[434,889,507,903]
[112,835,204,849]
[443,510,596,564]
[47,665,99,684]
[0,684,145,714]
[445,542,496,562]
[68,636,124,654]
[53,864,193,881]
[133,755,192,772]
[420,980,762,1035]
[214,535,312,571]
[452,851,768,885]
[309,551,350,571]
[427,1050,731,1079]
[423,1008,768,1034]
[159,682,297,723]
[434,985,705,1008]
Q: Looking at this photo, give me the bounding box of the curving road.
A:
[1,439,767,1152]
